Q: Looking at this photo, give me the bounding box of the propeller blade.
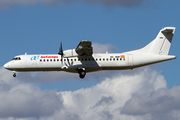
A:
[58,41,64,65]
[58,41,64,56]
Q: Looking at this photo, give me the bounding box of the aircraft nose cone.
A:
[3,63,9,69]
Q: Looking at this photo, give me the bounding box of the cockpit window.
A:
[12,57,21,61]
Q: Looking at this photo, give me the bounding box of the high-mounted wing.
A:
[75,40,93,56]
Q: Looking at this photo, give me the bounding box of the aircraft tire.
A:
[78,69,86,79]
[79,74,85,79]
[13,73,16,77]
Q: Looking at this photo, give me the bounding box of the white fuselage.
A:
[4,53,176,73]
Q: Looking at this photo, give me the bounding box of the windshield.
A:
[12,57,21,61]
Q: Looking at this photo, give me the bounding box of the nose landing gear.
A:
[13,73,16,77]
[13,71,17,77]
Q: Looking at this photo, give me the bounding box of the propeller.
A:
[58,41,64,64]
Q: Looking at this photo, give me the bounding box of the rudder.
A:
[159,27,175,55]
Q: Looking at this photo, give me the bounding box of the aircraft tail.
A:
[137,27,175,55]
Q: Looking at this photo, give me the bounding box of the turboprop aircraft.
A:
[4,27,176,79]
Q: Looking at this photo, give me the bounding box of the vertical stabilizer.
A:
[138,27,175,55]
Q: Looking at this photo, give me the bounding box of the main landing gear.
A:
[78,68,86,79]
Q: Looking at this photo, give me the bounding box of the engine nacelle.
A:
[63,49,78,57]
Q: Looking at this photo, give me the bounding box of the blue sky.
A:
[0,0,180,119]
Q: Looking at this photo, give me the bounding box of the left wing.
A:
[75,40,93,56]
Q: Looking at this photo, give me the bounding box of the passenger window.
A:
[106,58,108,61]
[85,59,87,61]
[54,59,56,62]
[99,58,101,61]
[117,58,118,60]
[103,58,105,61]
[50,59,52,62]
[88,58,91,61]
[71,59,73,61]
[74,59,76,61]
[40,59,42,62]
[47,59,49,62]
[64,59,66,61]
[44,59,45,62]
[113,58,115,61]
[57,59,59,62]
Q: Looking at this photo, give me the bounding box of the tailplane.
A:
[137,27,175,55]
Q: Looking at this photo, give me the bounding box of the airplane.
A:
[4,27,176,79]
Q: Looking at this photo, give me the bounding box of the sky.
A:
[0,0,180,119]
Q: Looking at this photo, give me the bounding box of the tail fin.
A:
[138,27,175,55]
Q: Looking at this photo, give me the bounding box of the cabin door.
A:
[128,54,133,66]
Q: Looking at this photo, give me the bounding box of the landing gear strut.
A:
[78,69,86,79]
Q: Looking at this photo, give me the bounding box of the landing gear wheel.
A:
[78,69,86,79]
[79,74,85,79]
[13,73,16,77]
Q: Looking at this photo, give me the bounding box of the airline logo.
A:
[40,56,58,59]
[31,55,40,61]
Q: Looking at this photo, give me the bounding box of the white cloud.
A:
[121,86,180,116]
[92,43,117,53]
[55,68,168,120]
[50,68,180,120]
[0,67,63,119]
[0,0,151,9]
[1,66,180,120]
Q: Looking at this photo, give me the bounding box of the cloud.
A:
[121,86,180,115]
[1,66,180,120]
[81,0,150,7]
[0,87,62,118]
[0,67,63,119]
[52,68,180,120]
[93,96,115,108]
[57,68,167,115]
[0,0,151,9]
[92,43,117,53]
